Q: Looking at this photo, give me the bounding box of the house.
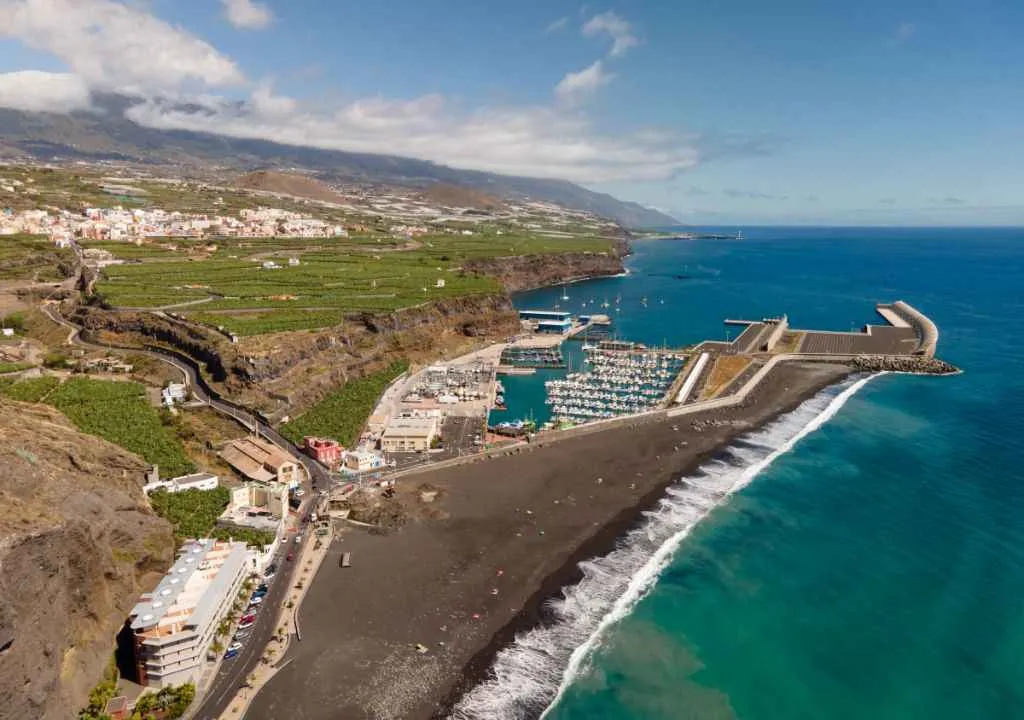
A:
[220,437,299,487]
[143,472,219,495]
[304,436,342,466]
[127,539,249,688]
[343,448,387,473]
[1,328,13,337]
[261,260,280,270]
[162,382,188,407]
[288,257,300,266]
[435,278,446,288]
[380,417,437,453]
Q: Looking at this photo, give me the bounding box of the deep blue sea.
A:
[454,227,1024,720]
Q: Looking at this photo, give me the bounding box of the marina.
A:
[544,342,687,426]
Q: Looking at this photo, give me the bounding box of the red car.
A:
[286,552,294,561]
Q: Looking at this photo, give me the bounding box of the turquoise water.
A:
[457,228,1024,719]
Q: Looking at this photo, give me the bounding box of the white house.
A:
[144,472,219,495]
[162,382,188,407]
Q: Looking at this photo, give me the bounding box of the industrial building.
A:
[380,416,438,453]
[128,539,249,688]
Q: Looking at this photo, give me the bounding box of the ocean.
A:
[455,227,1024,719]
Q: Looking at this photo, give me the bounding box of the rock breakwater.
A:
[849,355,961,375]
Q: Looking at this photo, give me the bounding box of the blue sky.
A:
[0,0,1022,225]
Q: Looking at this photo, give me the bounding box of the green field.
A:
[94,232,612,334]
[0,234,75,281]
[280,360,409,446]
[0,375,60,401]
[47,378,195,477]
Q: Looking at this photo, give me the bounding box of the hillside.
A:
[0,94,676,228]
[0,400,174,720]
[421,183,504,211]
[233,170,348,205]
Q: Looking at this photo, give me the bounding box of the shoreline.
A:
[247,361,854,720]
[436,365,860,718]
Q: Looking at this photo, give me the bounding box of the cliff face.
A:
[0,401,174,720]
[72,293,519,415]
[462,250,625,293]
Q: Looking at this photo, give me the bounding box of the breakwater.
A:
[848,355,960,375]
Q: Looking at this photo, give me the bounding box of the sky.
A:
[0,0,1022,225]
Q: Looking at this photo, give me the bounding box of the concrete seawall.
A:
[892,300,939,357]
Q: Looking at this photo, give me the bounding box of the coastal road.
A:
[190,525,312,720]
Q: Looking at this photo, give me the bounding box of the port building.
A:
[380,416,438,452]
[127,539,249,688]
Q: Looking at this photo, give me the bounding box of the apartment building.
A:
[128,539,249,688]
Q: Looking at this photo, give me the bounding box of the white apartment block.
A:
[128,539,249,688]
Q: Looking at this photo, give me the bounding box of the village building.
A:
[143,471,219,495]
[127,539,249,688]
[161,382,188,407]
[219,436,299,487]
[304,436,342,466]
[343,448,387,473]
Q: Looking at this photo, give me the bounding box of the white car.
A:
[249,595,264,606]
[293,489,306,497]
[228,641,243,652]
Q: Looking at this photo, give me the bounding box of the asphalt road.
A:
[190,527,310,720]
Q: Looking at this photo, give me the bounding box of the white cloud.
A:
[0,0,245,96]
[555,60,613,103]
[0,0,700,185]
[222,0,273,30]
[582,11,639,58]
[0,70,91,113]
[545,16,569,33]
[124,92,698,184]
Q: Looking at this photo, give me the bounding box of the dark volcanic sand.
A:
[248,362,850,720]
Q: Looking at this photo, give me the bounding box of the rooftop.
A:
[129,539,247,635]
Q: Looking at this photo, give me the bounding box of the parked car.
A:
[249,595,264,606]
[294,534,303,544]
[228,641,244,652]
[234,630,251,641]
[264,564,277,579]
[252,589,267,599]
[257,583,269,592]
[286,552,294,561]
[224,648,239,660]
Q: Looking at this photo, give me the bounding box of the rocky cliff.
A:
[0,401,175,720]
[463,249,626,293]
[72,292,520,415]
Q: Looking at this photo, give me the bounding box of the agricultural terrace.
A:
[281,360,409,446]
[46,378,195,477]
[0,234,75,281]
[0,375,60,402]
[95,232,614,335]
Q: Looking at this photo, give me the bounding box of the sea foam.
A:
[450,373,880,720]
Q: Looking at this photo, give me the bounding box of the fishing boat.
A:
[561,284,570,301]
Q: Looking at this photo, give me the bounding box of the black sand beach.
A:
[247,361,851,720]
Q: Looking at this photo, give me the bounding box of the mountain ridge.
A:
[0,95,677,229]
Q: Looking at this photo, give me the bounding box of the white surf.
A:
[449,373,880,720]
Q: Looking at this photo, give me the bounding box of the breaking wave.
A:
[450,374,879,720]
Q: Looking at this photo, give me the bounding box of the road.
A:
[41,303,332,716]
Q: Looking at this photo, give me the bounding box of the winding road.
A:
[40,301,333,718]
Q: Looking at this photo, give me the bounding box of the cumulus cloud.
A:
[0,0,703,184]
[0,0,245,96]
[582,11,639,58]
[555,60,613,103]
[0,70,92,113]
[124,92,698,184]
[222,0,274,30]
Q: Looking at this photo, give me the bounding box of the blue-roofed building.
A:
[537,318,573,334]
[128,539,250,687]
[518,309,572,322]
